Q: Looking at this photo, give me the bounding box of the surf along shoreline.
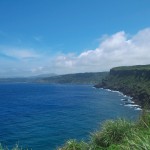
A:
[95,86,142,111]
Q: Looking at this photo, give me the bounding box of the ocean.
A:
[0,83,140,150]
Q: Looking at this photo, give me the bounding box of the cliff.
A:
[95,65,150,108]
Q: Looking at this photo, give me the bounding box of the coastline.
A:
[95,86,142,111]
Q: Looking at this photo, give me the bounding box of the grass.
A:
[58,110,150,150]
[57,140,89,150]
[90,119,134,147]
[0,144,30,150]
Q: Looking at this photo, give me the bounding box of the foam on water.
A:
[103,88,142,111]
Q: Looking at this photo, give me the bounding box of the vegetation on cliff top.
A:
[111,64,150,71]
[38,72,108,84]
[0,144,28,150]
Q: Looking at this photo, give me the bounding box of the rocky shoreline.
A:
[94,65,150,109]
[95,83,149,109]
[97,87,142,110]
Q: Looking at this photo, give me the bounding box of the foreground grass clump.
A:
[90,119,134,148]
[57,140,89,150]
[0,144,29,150]
[58,111,150,150]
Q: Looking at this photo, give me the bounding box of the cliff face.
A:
[95,65,150,108]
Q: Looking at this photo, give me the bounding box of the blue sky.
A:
[0,0,150,77]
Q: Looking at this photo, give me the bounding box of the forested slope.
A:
[38,72,108,84]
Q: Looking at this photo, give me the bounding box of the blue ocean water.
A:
[0,83,140,150]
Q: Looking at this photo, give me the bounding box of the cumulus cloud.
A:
[53,28,150,73]
[1,28,150,77]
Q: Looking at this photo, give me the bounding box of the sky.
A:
[0,0,150,77]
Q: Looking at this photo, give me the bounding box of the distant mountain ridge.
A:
[0,73,57,83]
[95,64,150,108]
[0,72,108,84]
[31,73,57,78]
[36,72,108,84]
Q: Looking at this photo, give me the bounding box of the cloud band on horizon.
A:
[0,28,150,77]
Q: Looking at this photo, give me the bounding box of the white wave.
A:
[125,104,140,107]
[112,90,120,93]
[106,89,112,92]
[101,88,142,111]
[127,99,135,104]
[103,89,142,112]
[135,107,142,111]
[121,98,126,101]
[119,93,124,96]
[128,96,133,99]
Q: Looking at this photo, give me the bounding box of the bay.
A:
[0,83,140,150]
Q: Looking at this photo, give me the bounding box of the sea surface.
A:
[0,83,140,150]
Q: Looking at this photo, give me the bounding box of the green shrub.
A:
[138,110,150,128]
[121,130,150,150]
[107,144,121,150]
[0,144,29,150]
[90,119,134,147]
[57,139,89,150]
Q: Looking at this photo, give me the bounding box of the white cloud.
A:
[1,28,150,77]
[53,28,150,73]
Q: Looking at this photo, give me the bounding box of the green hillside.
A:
[0,72,108,84]
[95,64,150,108]
[112,64,150,71]
[37,72,108,84]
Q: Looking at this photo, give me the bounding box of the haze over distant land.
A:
[0,0,150,77]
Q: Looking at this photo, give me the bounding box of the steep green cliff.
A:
[95,65,150,108]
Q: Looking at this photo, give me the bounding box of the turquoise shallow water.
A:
[0,83,140,150]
